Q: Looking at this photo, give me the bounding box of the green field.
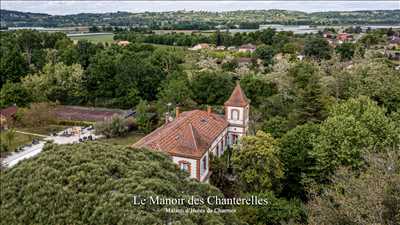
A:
[98,131,145,146]
[0,131,39,154]
[18,125,69,135]
[0,125,70,155]
[69,33,114,43]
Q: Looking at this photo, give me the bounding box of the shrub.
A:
[18,102,57,127]
[94,115,130,138]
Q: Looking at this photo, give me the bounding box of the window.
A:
[202,155,207,171]
[231,109,240,120]
[178,161,191,173]
[180,163,189,172]
[232,134,238,144]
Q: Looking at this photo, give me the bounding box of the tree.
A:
[308,151,400,225]
[236,192,306,225]
[136,100,151,133]
[293,74,326,124]
[254,44,275,67]
[336,42,355,61]
[261,116,291,138]
[157,74,193,109]
[342,61,400,113]
[359,33,383,48]
[281,42,300,55]
[18,102,57,127]
[0,82,31,108]
[15,30,41,66]
[313,96,399,180]
[288,62,327,124]
[209,153,240,198]
[259,28,276,45]
[0,142,239,225]
[22,63,85,104]
[55,38,79,65]
[304,37,332,60]
[239,74,277,107]
[94,115,131,138]
[76,40,99,68]
[279,123,320,199]
[4,128,16,149]
[114,50,164,102]
[190,71,235,106]
[150,48,184,74]
[0,43,29,87]
[232,131,284,193]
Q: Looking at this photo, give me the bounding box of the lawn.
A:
[69,33,115,43]
[98,131,145,146]
[18,125,69,135]
[0,131,39,154]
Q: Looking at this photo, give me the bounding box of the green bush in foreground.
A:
[0,142,239,225]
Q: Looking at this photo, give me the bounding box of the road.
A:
[3,142,45,167]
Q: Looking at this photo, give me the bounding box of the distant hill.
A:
[1,9,400,29]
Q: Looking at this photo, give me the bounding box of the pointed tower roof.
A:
[224,81,250,107]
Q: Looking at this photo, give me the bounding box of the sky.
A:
[2,1,399,15]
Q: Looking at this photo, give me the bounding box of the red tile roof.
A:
[224,82,250,107]
[0,106,17,118]
[133,110,228,159]
[239,43,256,49]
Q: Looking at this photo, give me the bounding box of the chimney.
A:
[175,106,180,118]
[207,106,212,115]
[165,112,170,124]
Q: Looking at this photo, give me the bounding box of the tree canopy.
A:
[0,142,239,225]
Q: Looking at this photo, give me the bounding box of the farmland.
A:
[68,33,114,43]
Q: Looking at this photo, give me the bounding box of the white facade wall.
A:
[226,106,244,125]
[227,126,244,133]
[208,128,228,156]
[200,152,209,181]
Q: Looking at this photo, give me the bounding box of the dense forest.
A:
[1,9,400,29]
[0,26,399,224]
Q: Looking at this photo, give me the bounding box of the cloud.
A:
[1,1,399,15]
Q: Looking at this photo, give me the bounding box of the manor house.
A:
[134,82,250,182]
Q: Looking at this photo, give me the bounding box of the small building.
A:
[227,46,237,51]
[0,105,17,130]
[388,36,400,49]
[238,44,257,53]
[189,43,210,51]
[116,40,130,46]
[216,46,226,51]
[336,33,353,43]
[323,32,334,39]
[134,82,250,182]
[385,50,400,61]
